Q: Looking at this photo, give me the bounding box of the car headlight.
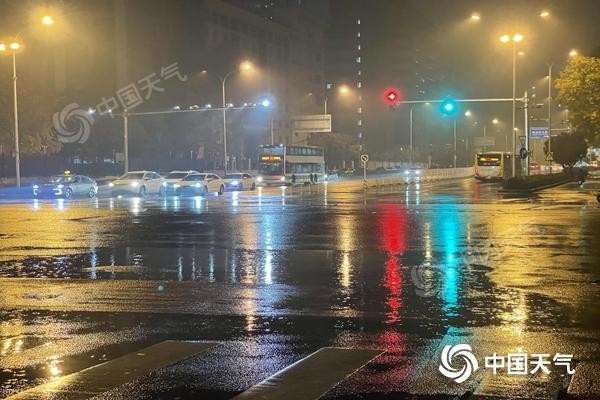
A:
[108,182,114,187]
[280,176,285,182]
[257,176,263,182]
[230,180,239,186]
[57,184,64,189]
[131,182,139,188]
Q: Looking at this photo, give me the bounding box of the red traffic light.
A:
[385,88,400,104]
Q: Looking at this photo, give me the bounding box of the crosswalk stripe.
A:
[233,347,383,400]
[567,361,600,398]
[6,340,216,400]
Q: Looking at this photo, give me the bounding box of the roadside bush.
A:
[502,173,570,191]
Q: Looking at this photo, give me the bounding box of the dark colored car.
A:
[33,174,98,199]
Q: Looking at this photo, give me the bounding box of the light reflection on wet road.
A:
[0,178,599,399]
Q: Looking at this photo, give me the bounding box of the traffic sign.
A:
[530,126,549,139]
[519,147,528,159]
[545,152,554,162]
[360,154,369,163]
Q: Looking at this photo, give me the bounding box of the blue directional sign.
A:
[530,126,549,139]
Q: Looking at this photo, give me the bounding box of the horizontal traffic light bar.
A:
[391,97,518,105]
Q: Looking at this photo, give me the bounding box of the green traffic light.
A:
[440,98,458,116]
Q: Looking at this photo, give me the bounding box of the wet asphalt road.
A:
[0,178,599,399]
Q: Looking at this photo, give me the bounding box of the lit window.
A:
[357,119,362,126]
[356,57,361,63]
[357,32,361,38]
[357,107,362,113]
[357,19,361,25]
[357,70,362,76]
[357,44,361,50]
[357,82,362,88]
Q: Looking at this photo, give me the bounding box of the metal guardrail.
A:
[364,167,473,188]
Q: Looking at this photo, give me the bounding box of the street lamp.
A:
[210,60,254,174]
[470,12,481,21]
[0,40,23,187]
[324,83,351,114]
[500,32,524,177]
[569,49,578,57]
[41,15,54,25]
[0,17,53,188]
[540,10,550,18]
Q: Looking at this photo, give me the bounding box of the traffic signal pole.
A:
[453,119,457,168]
[409,107,413,168]
[392,97,518,169]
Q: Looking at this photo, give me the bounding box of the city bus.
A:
[257,144,326,185]
[474,151,514,181]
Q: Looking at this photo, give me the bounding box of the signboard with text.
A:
[292,114,332,133]
[530,126,550,139]
[474,137,496,147]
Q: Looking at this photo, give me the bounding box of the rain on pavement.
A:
[1,178,599,399]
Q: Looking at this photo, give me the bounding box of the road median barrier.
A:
[365,167,472,189]
[500,173,571,193]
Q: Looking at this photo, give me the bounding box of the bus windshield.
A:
[477,154,502,166]
[258,162,283,175]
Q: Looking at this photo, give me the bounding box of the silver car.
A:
[33,174,98,199]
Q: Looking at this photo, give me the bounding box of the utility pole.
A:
[123,109,129,173]
[511,40,517,178]
[453,119,457,168]
[483,125,487,153]
[524,91,530,176]
[409,107,413,168]
[547,63,553,173]
[12,52,20,187]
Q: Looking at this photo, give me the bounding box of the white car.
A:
[173,173,225,196]
[162,170,199,195]
[224,172,256,191]
[109,171,165,197]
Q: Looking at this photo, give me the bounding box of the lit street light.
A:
[0,17,53,188]
[41,15,54,25]
[569,49,578,57]
[470,12,481,21]
[0,40,23,187]
[540,10,550,18]
[324,83,351,114]
[203,60,255,174]
[499,32,524,177]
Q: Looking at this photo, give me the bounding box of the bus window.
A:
[477,154,502,166]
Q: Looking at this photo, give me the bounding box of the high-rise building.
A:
[326,0,440,158]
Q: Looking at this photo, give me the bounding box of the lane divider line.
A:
[233,347,383,400]
[6,340,217,400]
